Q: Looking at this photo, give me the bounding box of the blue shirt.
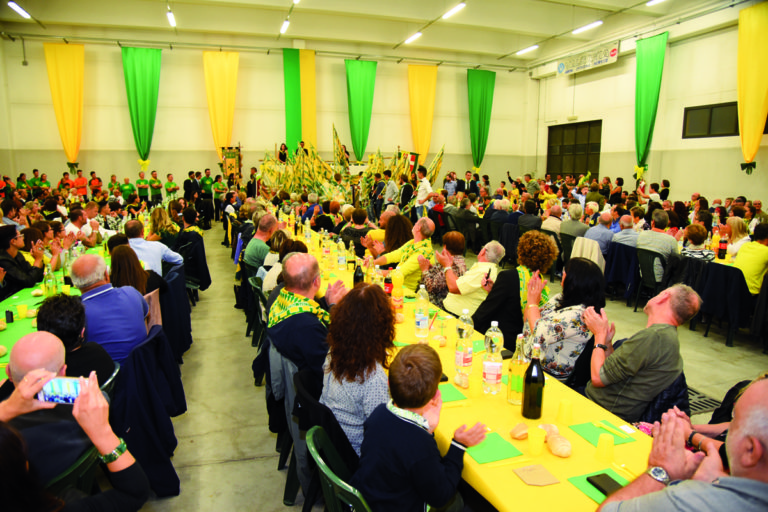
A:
[585,224,615,254]
[81,284,149,363]
[444,181,457,197]
[128,237,183,276]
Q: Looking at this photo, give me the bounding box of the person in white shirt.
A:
[64,210,99,247]
[415,166,436,219]
[442,241,505,316]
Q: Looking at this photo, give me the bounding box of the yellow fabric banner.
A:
[737,2,768,164]
[203,51,239,160]
[408,65,438,165]
[43,43,84,164]
[299,49,317,148]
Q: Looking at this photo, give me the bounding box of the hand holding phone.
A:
[38,376,83,404]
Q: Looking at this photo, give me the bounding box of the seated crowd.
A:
[2,167,767,512]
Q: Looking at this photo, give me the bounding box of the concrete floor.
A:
[139,236,768,511]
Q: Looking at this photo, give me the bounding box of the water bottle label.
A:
[415,313,428,329]
[455,349,473,367]
[483,362,502,384]
[338,256,345,266]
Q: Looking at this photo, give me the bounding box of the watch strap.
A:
[99,438,127,464]
[595,343,609,350]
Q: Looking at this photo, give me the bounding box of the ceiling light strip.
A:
[442,2,466,20]
[515,45,539,56]
[404,32,422,44]
[572,20,603,35]
[8,1,31,19]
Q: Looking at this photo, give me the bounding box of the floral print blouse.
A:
[420,256,467,309]
[522,294,592,378]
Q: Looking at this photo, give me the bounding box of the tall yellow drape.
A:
[408,65,438,165]
[737,2,768,164]
[299,50,317,148]
[203,51,239,160]
[43,43,84,164]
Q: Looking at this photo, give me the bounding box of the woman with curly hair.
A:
[320,283,395,455]
[523,258,605,378]
[517,230,558,311]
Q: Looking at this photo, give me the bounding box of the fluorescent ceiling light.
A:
[293,0,300,3]
[516,45,539,56]
[280,20,290,34]
[404,32,422,44]
[442,2,466,19]
[166,9,176,27]
[646,0,667,6]
[572,20,603,35]
[7,1,30,19]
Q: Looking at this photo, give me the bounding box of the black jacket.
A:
[0,250,44,300]
[472,269,524,351]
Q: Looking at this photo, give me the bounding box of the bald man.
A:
[585,211,615,255]
[613,214,639,247]
[0,332,92,483]
[372,217,436,292]
[71,253,149,362]
[599,376,768,511]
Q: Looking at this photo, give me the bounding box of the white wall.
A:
[1,23,766,202]
[535,27,768,203]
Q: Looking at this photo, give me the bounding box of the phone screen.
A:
[37,377,82,404]
[586,473,623,496]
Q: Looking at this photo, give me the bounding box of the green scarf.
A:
[267,288,330,328]
[399,239,433,266]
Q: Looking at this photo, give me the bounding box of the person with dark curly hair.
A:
[516,230,558,311]
[320,283,395,455]
[523,258,605,379]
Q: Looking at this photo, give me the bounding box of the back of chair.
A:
[160,267,193,361]
[638,372,690,423]
[45,446,101,496]
[572,237,605,272]
[490,220,504,241]
[100,361,121,400]
[560,233,576,263]
[499,223,519,267]
[306,426,371,512]
[564,337,594,391]
[604,243,640,300]
[636,248,666,288]
[248,276,268,348]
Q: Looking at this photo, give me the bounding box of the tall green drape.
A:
[634,32,668,177]
[345,59,377,162]
[121,47,162,165]
[283,49,303,154]
[467,69,496,169]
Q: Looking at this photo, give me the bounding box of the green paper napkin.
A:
[467,432,523,464]
[473,338,486,355]
[393,341,409,347]
[567,468,629,504]
[569,421,636,447]
[403,297,415,303]
[439,383,467,402]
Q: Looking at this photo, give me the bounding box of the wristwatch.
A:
[99,438,127,464]
[646,466,670,486]
[595,344,609,350]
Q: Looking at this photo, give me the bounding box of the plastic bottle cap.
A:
[491,321,498,327]
[463,309,469,314]
[420,285,425,289]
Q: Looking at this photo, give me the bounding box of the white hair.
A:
[496,199,510,211]
[586,201,600,214]
[483,241,505,264]
[71,255,107,289]
[308,192,318,203]
[386,204,401,214]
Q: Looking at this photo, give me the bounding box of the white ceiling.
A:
[0,0,743,70]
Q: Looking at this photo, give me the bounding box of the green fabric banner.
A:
[635,32,668,174]
[121,47,162,161]
[467,69,496,169]
[283,49,303,154]
[345,59,377,162]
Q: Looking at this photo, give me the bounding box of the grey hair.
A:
[496,199,510,211]
[308,192,318,203]
[386,204,400,214]
[652,209,669,229]
[668,284,702,325]
[71,254,107,289]
[483,241,505,264]
[586,202,599,214]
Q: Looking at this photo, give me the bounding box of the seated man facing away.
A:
[351,345,486,512]
[637,209,679,282]
[243,213,277,273]
[0,224,44,301]
[734,223,768,295]
[585,212,615,255]
[598,376,768,512]
[125,220,183,276]
[37,293,115,387]
[612,214,639,247]
[71,254,149,363]
[372,217,436,292]
[442,241,504,317]
[582,284,702,423]
[560,203,589,238]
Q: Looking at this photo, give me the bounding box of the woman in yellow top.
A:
[19,227,63,270]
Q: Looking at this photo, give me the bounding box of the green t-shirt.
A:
[201,176,214,194]
[244,238,270,270]
[164,181,178,195]
[28,177,40,188]
[108,181,119,192]
[136,179,149,197]
[149,178,163,196]
[39,180,51,189]
[120,183,136,197]
[16,180,27,190]
[213,181,228,200]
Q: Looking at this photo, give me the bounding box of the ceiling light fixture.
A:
[442,2,466,20]
[293,0,300,4]
[404,32,422,44]
[515,45,539,56]
[572,20,603,35]
[646,0,668,6]
[280,20,290,34]
[7,1,30,19]
[166,8,176,27]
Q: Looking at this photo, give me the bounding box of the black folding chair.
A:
[634,248,668,312]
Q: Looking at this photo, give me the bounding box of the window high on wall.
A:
[547,120,602,179]
[682,102,768,138]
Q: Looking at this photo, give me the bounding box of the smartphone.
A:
[37,377,82,404]
[586,473,623,497]
[440,373,449,382]
[485,268,492,281]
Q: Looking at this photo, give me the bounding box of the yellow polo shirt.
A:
[734,241,768,295]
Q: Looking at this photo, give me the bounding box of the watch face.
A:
[650,466,669,482]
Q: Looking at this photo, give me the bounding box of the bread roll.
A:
[538,423,559,440]
[547,434,572,458]
[510,422,528,440]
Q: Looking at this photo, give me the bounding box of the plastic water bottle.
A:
[482,321,504,395]
[415,285,430,340]
[337,239,346,270]
[454,309,473,388]
[304,218,312,244]
[346,242,356,271]
[507,334,527,405]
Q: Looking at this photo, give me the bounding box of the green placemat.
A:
[467,432,523,464]
[569,421,636,447]
[394,340,409,347]
[403,297,415,303]
[567,468,629,504]
[439,383,467,402]
[473,338,486,354]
